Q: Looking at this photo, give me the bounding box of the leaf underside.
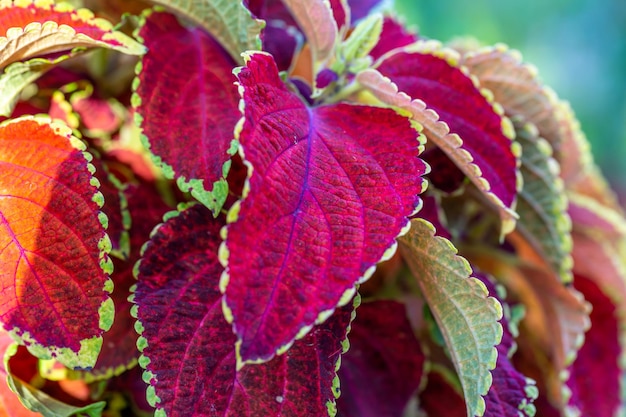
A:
[133,203,355,417]
[512,119,572,283]
[0,117,112,369]
[223,51,427,364]
[0,0,144,68]
[399,218,503,417]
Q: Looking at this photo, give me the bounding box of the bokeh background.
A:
[394,0,626,194]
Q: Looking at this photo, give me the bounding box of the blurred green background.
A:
[393,0,626,192]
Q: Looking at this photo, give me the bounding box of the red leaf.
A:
[567,274,621,417]
[134,10,240,215]
[374,46,519,232]
[419,368,466,417]
[133,204,355,416]
[0,117,112,369]
[336,300,425,417]
[222,52,427,364]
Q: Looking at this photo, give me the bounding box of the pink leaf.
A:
[133,203,355,416]
[222,52,427,364]
[134,10,239,215]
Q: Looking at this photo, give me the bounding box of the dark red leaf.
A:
[369,16,419,60]
[0,117,112,369]
[419,369,466,417]
[134,10,239,214]
[223,52,427,363]
[568,274,621,417]
[336,300,425,417]
[133,203,355,416]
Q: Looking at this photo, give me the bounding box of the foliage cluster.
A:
[0,0,625,416]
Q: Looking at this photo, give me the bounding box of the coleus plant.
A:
[0,0,624,416]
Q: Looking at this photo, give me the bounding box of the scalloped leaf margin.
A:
[0,116,113,370]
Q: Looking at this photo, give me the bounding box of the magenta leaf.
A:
[0,116,113,369]
[567,274,621,417]
[222,52,427,364]
[369,16,419,60]
[133,10,240,216]
[336,300,425,417]
[133,203,356,416]
[374,45,519,233]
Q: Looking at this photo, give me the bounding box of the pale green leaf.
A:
[513,118,573,283]
[399,218,503,417]
[340,12,382,62]
[147,0,263,63]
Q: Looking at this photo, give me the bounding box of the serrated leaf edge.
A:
[357,53,521,237]
[400,218,504,417]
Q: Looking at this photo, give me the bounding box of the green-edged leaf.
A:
[568,192,626,239]
[132,203,357,416]
[282,0,338,68]
[133,9,240,215]
[399,218,503,417]
[511,119,573,283]
[0,116,113,369]
[0,0,145,68]
[221,52,427,364]
[147,0,263,63]
[0,330,105,417]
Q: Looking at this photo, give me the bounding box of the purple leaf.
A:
[133,10,239,215]
[373,45,519,234]
[262,22,302,72]
[222,52,427,364]
[348,0,387,23]
[133,203,355,416]
[336,300,425,417]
